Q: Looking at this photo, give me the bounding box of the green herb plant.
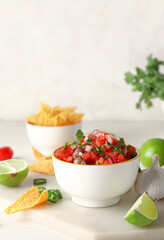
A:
[125,55,164,109]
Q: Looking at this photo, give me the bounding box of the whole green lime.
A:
[140,138,164,168]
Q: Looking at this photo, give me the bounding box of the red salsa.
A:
[55,129,137,165]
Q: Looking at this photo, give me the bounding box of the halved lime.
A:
[124,192,158,226]
[0,159,29,186]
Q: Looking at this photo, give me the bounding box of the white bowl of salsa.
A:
[52,130,140,207]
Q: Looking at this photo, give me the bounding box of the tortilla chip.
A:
[5,186,48,214]
[29,160,55,175]
[40,102,61,117]
[26,103,83,126]
[67,112,84,124]
[32,147,52,161]
[61,106,77,112]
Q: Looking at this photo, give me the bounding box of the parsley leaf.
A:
[71,140,78,146]
[115,148,124,154]
[99,151,104,155]
[76,129,85,141]
[125,55,164,109]
[117,138,125,148]
[64,142,69,149]
[131,151,137,158]
[78,156,82,163]
[127,145,131,149]
[86,138,93,144]
[99,144,104,150]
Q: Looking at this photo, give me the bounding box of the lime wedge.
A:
[124,192,158,226]
[0,159,29,186]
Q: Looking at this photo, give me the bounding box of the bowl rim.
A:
[52,145,140,167]
[25,120,82,128]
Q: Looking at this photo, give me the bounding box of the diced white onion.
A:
[92,129,99,136]
[85,145,92,152]
[107,136,113,144]
[81,161,86,165]
[74,158,79,164]
[84,136,88,142]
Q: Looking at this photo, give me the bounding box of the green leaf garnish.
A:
[125,54,164,109]
[131,151,137,158]
[127,145,132,149]
[86,138,93,144]
[115,148,124,154]
[64,142,69,149]
[71,140,78,146]
[78,156,82,163]
[117,138,125,148]
[99,144,104,150]
[99,151,104,155]
[76,129,85,141]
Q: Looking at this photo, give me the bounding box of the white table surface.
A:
[0,120,164,240]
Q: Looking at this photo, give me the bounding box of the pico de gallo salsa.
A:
[54,129,137,165]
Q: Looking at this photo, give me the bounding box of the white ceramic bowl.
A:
[26,122,82,156]
[52,148,140,207]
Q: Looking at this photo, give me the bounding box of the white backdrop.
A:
[0,0,164,121]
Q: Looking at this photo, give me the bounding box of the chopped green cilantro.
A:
[64,142,69,149]
[99,144,104,150]
[115,148,124,154]
[71,140,78,146]
[86,138,93,144]
[76,129,85,141]
[78,156,82,162]
[117,138,125,148]
[106,141,111,146]
[93,146,100,153]
[127,145,132,149]
[99,151,104,155]
[131,151,137,158]
[80,144,87,148]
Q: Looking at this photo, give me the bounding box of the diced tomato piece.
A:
[55,148,62,158]
[55,147,65,160]
[62,146,73,157]
[95,138,102,147]
[131,146,136,152]
[112,138,118,146]
[96,157,104,165]
[90,151,98,161]
[117,154,125,163]
[109,152,114,159]
[66,156,73,163]
[104,158,113,165]
[55,146,73,160]
[81,137,85,143]
[105,144,113,152]
[109,152,117,163]
[97,134,107,144]
[82,152,91,161]
[113,151,119,157]
[126,146,136,159]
